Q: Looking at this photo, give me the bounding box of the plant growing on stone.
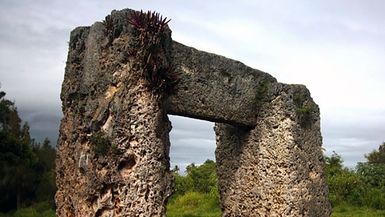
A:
[293,91,316,128]
[255,80,271,108]
[128,10,177,96]
[104,15,114,37]
[128,10,170,40]
[90,132,112,155]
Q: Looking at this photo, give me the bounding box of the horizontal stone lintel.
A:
[166,41,277,127]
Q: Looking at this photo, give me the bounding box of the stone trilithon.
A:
[56,8,331,217]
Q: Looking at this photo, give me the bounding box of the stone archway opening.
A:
[168,115,216,173]
[167,115,221,216]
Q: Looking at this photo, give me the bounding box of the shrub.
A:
[356,162,385,187]
[362,187,385,210]
[327,169,367,206]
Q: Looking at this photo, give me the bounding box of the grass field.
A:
[167,192,221,217]
[166,192,385,217]
[1,198,384,216]
[331,204,385,217]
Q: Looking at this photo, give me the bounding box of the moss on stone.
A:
[90,132,112,155]
[255,80,271,108]
[296,102,316,128]
[292,88,316,128]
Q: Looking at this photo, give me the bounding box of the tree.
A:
[356,162,385,188]
[0,89,56,212]
[0,90,36,211]
[33,138,57,203]
[187,160,217,194]
[172,160,218,196]
[324,151,367,206]
[365,142,385,164]
[324,151,344,177]
[355,143,385,209]
[356,142,385,188]
[171,165,179,173]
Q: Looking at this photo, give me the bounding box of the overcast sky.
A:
[1,0,384,169]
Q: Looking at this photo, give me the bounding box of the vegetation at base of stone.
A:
[167,160,221,217]
[331,204,385,217]
[325,145,385,210]
[171,160,219,197]
[167,191,221,217]
[167,144,385,216]
[0,89,56,215]
[0,202,55,217]
[128,10,178,96]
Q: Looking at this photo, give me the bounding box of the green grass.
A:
[167,192,221,217]
[167,192,385,217]
[331,204,385,217]
[0,209,55,217]
[0,202,55,217]
[2,199,384,217]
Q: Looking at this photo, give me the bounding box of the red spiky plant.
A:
[129,10,177,97]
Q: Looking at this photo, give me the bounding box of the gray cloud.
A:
[169,115,216,170]
[322,113,385,167]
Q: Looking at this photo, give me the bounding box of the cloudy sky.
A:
[1,0,384,169]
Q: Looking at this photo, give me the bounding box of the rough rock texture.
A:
[215,84,331,216]
[57,8,331,217]
[169,38,331,216]
[56,9,173,216]
[167,42,276,127]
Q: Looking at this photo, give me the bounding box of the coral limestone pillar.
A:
[56,9,174,216]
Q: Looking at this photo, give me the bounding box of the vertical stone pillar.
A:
[216,84,331,216]
[56,9,173,216]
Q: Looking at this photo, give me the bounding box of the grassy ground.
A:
[0,202,55,217]
[331,204,385,217]
[1,199,384,216]
[167,192,221,217]
[167,193,385,217]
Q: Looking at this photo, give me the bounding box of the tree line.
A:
[167,143,385,216]
[0,89,56,216]
[325,144,385,209]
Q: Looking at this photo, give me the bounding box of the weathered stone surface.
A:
[57,8,331,217]
[56,9,173,216]
[215,84,331,216]
[166,42,276,126]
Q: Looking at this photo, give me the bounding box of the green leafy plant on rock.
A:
[293,90,316,128]
[90,132,115,155]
